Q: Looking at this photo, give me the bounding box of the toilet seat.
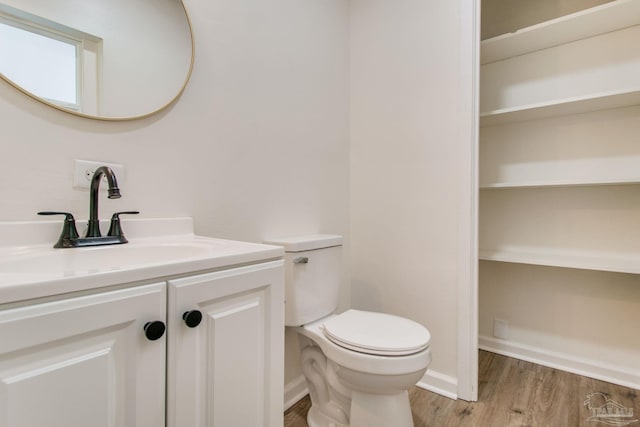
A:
[322,309,431,356]
[298,314,432,376]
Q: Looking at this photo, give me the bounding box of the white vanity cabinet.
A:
[0,282,168,427]
[0,259,284,427]
[166,260,284,427]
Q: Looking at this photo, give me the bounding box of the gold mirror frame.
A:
[0,1,195,121]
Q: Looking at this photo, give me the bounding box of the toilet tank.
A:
[264,235,343,326]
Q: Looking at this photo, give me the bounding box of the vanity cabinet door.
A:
[0,283,166,427]
[167,260,284,427]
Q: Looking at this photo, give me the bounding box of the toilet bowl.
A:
[298,311,431,427]
[264,235,432,427]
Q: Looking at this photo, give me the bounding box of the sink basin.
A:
[0,217,284,305]
[0,242,217,275]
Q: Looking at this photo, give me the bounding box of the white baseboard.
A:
[416,369,458,400]
[479,335,640,390]
[284,375,309,411]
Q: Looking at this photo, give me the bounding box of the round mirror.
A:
[0,0,194,120]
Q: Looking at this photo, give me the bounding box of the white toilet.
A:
[264,235,432,427]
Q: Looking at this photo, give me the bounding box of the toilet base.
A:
[294,321,429,427]
[349,390,414,427]
[307,406,348,427]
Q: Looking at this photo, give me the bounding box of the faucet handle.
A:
[107,211,140,239]
[38,211,80,248]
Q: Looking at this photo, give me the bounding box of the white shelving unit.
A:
[479,176,640,190]
[479,248,640,275]
[481,0,640,65]
[479,0,640,389]
[480,88,640,127]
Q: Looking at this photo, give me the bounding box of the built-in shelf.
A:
[479,248,640,274]
[479,177,640,190]
[481,0,640,64]
[479,0,640,392]
[479,88,640,127]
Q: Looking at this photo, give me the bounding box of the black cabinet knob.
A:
[182,310,203,328]
[144,321,166,341]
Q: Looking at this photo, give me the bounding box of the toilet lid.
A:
[322,310,431,356]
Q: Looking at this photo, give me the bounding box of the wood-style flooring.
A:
[284,350,639,427]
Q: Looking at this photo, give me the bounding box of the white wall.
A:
[350,0,476,398]
[0,0,350,398]
[480,262,640,378]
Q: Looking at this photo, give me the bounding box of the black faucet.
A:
[86,166,121,238]
[38,166,139,248]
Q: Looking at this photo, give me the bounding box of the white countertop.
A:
[0,217,283,305]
